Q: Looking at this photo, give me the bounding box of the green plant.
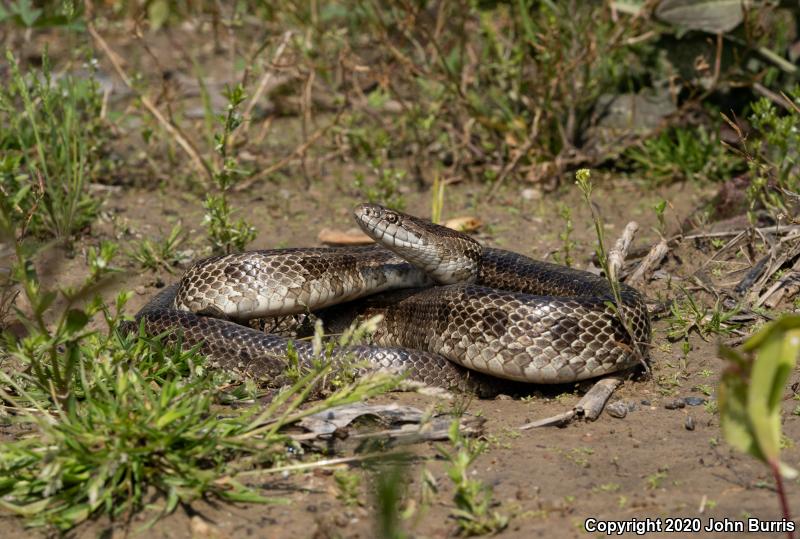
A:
[719,315,800,536]
[353,157,407,211]
[625,125,741,184]
[431,171,445,224]
[0,0,82,29]
[667,292,741,342]
[129,223,186,273]
[334,468,363,507]
[372,458,410,539]
[653,199,668,237]
[438,422,508,536]
[0,49,104,240]
[724,87,800,219]
[2,238,118,404]
[300,1,648,186]
[646,469,668,490]
[203,84,256,254]
[554,203,575,267]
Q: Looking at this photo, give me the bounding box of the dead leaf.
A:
[655,0,744,34]
[444,216,482,233]
[318,227,373,245]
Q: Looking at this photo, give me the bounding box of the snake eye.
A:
[386,213,398,224]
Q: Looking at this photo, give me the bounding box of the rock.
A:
[521,188,542,201]
[685,416,696,431]
[684,396,707,406]
[606,401,628,418]
[640,399,651,406]
[664,398,686,410]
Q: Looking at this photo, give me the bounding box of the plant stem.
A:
[770,460,795,539]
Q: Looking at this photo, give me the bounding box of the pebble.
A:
[640,399,651,406]
[684,396,707,406]
[664,398,685,410]
[521,188,542,201]
[606,401,628,418]
[685,416,696,431]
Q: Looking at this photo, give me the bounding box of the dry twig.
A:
[627,239,669,286]
[83,5,212,181]
[519,376,624,429]
[229,31,293,148]
[608,221,639,282]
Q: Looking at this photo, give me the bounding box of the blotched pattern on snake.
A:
[131,204,651,395]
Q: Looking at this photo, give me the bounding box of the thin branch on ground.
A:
[84,2,212,181]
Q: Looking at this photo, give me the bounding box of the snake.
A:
[131,203,651,395]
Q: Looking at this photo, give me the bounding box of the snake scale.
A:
[132,204,651,395]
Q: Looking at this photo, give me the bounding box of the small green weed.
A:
[354,157,407,211]
[129,223,186,273]
[553,203,575,268]
[203,84,256,254]
[625,125,741,184]
[667,292,741,342]
[372,458,411,539]
[438,422,509,536]
[646,469,669,490]
[334,468,363,508]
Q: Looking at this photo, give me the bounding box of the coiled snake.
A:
[132,204,651,394]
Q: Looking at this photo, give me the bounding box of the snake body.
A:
[133,204,651,392]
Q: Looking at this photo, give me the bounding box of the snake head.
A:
[353,203,482,284]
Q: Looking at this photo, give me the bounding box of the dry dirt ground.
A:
[2,172,799,538]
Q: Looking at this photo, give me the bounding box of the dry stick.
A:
[229,31,292,149]
[682,224,800,241]
[745,235,800,304]
[627,239,669,286]
[519,376,624,429]
[608,221,639,282]
[234,108,344,191]
[84,15,211,181]
[757,255,800,309]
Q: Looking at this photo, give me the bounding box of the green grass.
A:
[129,223,186,273]
[0,49,104,241]
[666,292,741,343]
[624,125,742,184]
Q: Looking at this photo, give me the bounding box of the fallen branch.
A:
[608,221,638,282]
[757,256,800,309]
[519,376,623,429]
[627,239,668,286]
[741,232,800,304]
